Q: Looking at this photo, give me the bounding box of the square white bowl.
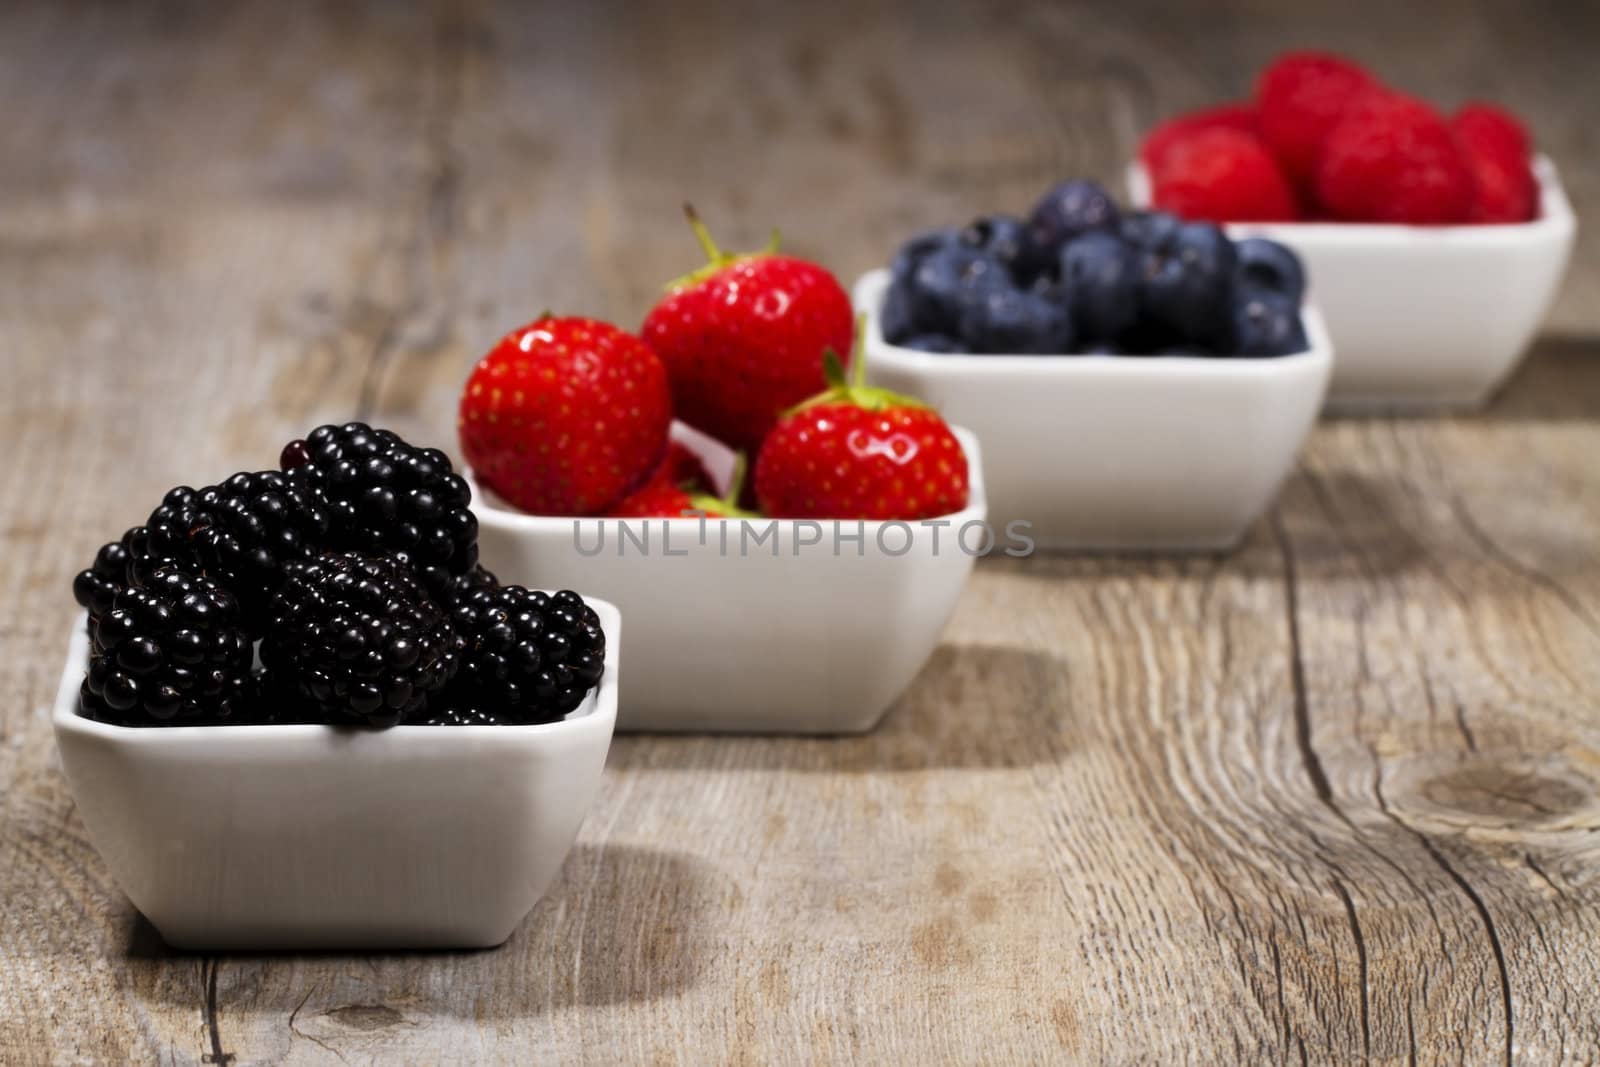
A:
[51,598,620,951]
[854,269,1330,552]
[1127,155,1577,412]
[468,428,986,734]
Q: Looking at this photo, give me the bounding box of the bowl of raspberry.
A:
[855,179,1330,552]
[1128,51,1577,412]
[57,424,619,950]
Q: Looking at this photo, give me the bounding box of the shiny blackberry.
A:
[79,565,252,726]
[448,586,605,723]
[415,700,508,726]
[281,423,479,598]
[71,539,132,617]
[261,552,461,728]
[136,468,330,630]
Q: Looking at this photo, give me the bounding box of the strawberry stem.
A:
[784,316,927,416]
[663,206,782,292]
[683,203,724,263]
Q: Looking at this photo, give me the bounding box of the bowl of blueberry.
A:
[856,178,1330,552]
[1127,51,1576,412]
[57,424,619,950]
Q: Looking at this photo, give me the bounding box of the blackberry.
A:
[415,700,508,726]
[136,468,330,630]
[79,565,252,726]
[261,552,461,727]
[281,423,479,598]
[448,586,605,723]
[72,539,132,617]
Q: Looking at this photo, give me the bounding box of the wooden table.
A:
[4,2,1599,1063]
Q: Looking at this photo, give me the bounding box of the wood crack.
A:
[200,958,232,1065]
[1329,877,1371,1060]
[354,0,467,420]
[1271,512,1339,817]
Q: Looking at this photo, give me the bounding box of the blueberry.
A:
[910,245,1011,335]
[958,287,1073,354]
[1136,221,1236,345]
[1231,293,1308,357]
[901,333,966,354]
[1234,237,1305,304]
[1119,209,1181,251]
[1022,180,1119,276]
[891,228,959,282]
[1058,232,1138,343]
[880,273,917,344]
[959,215,1028,275]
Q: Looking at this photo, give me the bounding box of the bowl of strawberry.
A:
[57,425,619,949]
[854,180,1330,552]
[1129,50,1577,412]
[460,212,985,734]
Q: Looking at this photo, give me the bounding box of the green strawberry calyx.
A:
[682,453,760,519]
[664,203,781,291]
[785,314,928,416]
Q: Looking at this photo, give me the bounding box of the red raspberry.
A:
[1454,103,1537,223]
[1140,101,1258,173]
[1150,128,1299,223]
[1256,51,1377,190]
[1315,92,1474,224]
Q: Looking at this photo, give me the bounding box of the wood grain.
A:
[3,1,1600,1063]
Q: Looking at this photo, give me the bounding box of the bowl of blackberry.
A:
[855,178,1330,552]
[57,423,619,950]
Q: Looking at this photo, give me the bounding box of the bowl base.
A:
[1324,386,1492,415]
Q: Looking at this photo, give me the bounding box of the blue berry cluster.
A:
[881,179,1308,357]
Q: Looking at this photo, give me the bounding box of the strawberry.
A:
[755,336,968,520]
[649,440,718,495]
[458,315,672,516]
[612,455,755,519]
[642,206,854,455]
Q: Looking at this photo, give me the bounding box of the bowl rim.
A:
[854,268,1333,379]
[1125,153,1576,245]
[52,596,622,740]
[466,424,989,530]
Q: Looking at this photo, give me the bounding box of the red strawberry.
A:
[1151,128,1299,223]
[1453,103,1538,223]
[1315,92,1474,224]
[1256,51,1377,191]
[612,455,755,519]
[1140,101,1259,173]
[642,206,854,454]
[755,342,968,521]
[458,315,672,516]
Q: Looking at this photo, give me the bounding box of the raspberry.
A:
[1139,101,1259,173]
[1150,128,1299,223]
[1315,92,1474,224]
[1256,51,1376,190]
[1454,103,1537,223]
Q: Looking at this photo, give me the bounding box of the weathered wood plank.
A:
[2,1,1599,1064]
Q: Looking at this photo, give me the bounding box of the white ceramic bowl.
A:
[469,428,985,734]
[1127,155,1576,412]
[853,270,1330,552]
[51,599,619,950]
